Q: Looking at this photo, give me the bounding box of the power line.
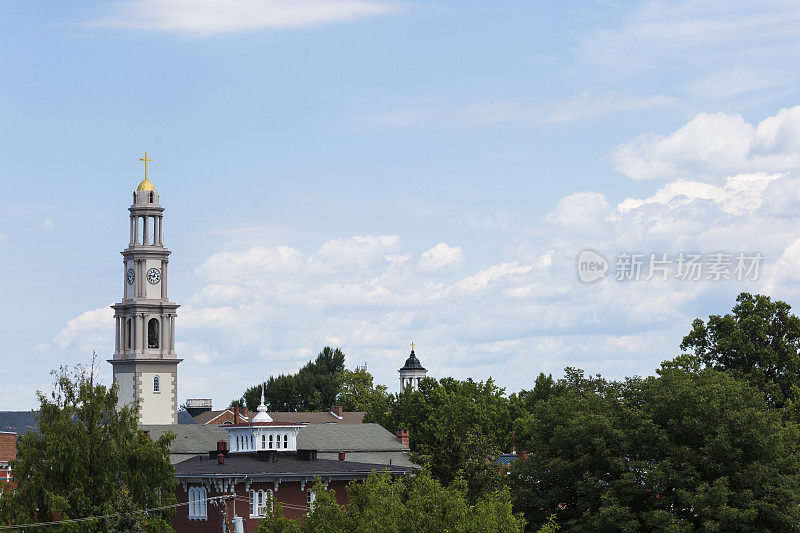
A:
[233,495,309,512]
[0,495,232,530]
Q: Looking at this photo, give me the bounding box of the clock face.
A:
[146,268,161,285]
[126,268,135,285]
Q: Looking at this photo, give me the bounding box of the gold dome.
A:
[137,178,156,191]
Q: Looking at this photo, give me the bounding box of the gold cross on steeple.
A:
[139,152,153,179]
[411,342,415,351]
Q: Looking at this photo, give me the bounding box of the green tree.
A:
[0,365,176,532]
[511,363,800,532]
[256,472,525,532]
[681,292,800,407]
[238,347,346,412]
[369,377,514,453]
[365,377,514,500]
[338,367,390,414]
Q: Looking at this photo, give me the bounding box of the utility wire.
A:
[0,495,233,530]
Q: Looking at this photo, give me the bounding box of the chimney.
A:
[217,453,225,465]
[396,429,410,447]
[338,451,346,461]
[331,406,343,419]
[233,406,239,424]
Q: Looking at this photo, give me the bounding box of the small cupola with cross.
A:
[399,342,427,391]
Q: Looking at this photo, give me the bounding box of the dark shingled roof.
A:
[174,453,415,477]
[399,349,426,372]
[177,410,198,424]
[0,410,195,436]
[0,411,37,436]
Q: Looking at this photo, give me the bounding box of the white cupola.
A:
[223,385,304,453]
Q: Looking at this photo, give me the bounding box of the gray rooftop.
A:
[141,424,228,454]
[143,422,414,467]
[0,411,37,436]
[0,409,195,438]
[297,423,409,452]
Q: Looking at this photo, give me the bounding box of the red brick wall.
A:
[0,433,17,494]
[172,479,351,533]
[0,433,16,462]
[207,410,251,425]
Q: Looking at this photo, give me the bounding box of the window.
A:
[153,376,160,393]
[250,434,254,449]
[269,434,273,449]
[148,318,159,349]
[188,486,207,519]
[149,191,154,203]
[262,434,266,449]
[126,319,131,349]
[307,489,316,510]
[249,489,273,517]
[284,434,288,448]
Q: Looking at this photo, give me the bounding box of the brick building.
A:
[0,432,16,493]
[170,395,413,532]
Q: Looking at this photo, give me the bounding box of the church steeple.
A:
[110,153,182,425]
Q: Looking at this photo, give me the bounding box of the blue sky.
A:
[4,0,800,409]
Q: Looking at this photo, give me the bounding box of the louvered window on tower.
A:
[148,318,159,348]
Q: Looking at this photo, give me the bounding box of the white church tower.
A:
[109,153,181,425]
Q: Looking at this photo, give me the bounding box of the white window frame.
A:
[250,489,274,518]
[307,488,316,510]
[188,486,208,520]
[153,375,160,393]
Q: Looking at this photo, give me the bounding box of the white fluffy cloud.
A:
[86,0,403,36]
[614,106,800,180]
[52,167,800,405]
[42,306,114,354]
[48,105,800,407]
[419,243,464,271]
